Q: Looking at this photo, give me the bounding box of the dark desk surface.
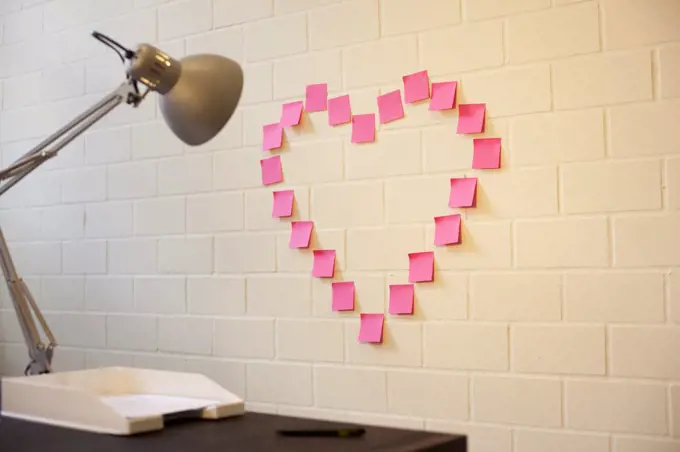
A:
[0,386,466,452]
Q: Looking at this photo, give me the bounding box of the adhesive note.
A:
[260,155,283,185]
[262,123,283,151]
[280,101,303,127]
[449,177,477,208]
[351,114,376,143]
[377,90,404,124]
[305,83,328,112]
[457,103,486,134]
[358,313,384,343]
[434,214,462,246]
[472,138,501,169]
[389,284,415,315]
[429,81,457,111]
[328,95,351,126]
[408,252,434,283]
[289,221,313,248]
[312,249,335,278]
[403,70,430,103]
[272,190,294,218]
[332,281,355,311]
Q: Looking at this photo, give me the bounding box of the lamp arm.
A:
[0,80,143,375]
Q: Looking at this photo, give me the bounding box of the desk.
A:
[0,385,466,451]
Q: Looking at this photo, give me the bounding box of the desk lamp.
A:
[1,32,244,376]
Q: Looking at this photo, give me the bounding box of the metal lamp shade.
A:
[158,54,244,146]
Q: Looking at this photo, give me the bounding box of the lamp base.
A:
[1,366,245,435]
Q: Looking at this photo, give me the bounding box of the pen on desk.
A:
[277,428,366,438]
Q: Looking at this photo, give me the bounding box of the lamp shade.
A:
[128,44,244,146]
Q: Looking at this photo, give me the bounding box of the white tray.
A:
[1,366,245,435]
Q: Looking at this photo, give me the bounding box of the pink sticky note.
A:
[457,103,486,134]
[272,190,294,218]
[358,313,384,343]
[305,83,328,112]
[403,70,430,104]
[429,81,457,111]
[312,249,335,278]
[281,101,303,127]
[389,284,415,315]
[377,90,404,124]
[260,155,282,185]
[434,214,462,246]
[262,123,283,151]
[449,177,477,208]
[328,95,351,126]
[408,252,434,283]
[332,281,355,311]
[472,138,501,169]
[351,114,375,143]
[289,221,313,248]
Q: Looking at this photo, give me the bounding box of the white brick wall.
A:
[2,1,680,450]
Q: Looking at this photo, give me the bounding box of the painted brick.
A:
[613,214,680,266]
[61,167,106,203]
[11,242,61,275]
[346,130,422,180]
[159,237,213,274]
[106,314,157,352]
[561,159,662,213]
[381,0,460,36]
[566,380,667,434]
[515,430,609,452]
[273,51,341,101]
[507,3,599,64]
[385,176,450,224]
[347,226,424,271]
[85,202,133,239]
[214,0,272,28]
[107,238,157,275]
[41,276,85,311]
[510,109,605,166]
[420,21,503,76]
[131,122,184,160]
[346,320,422,367]
[314,366,387,412]
[107,161,157,200]
[133,197,186,236]
[404,272,467,320]
[470,273,562,321]
[611,326,680,379]
[309,0,379,50]
[274,0,340,14]
[512,325,605,375]
[184,358,246,398]
[602,0,680,50]
[41,205,84,240]
[4,7,42,44]
[277,229,345,274]
[241,63,273,104]
[246,274,312,317]
[84,126,131,165]
[213,318,275,358]
[610,99,680,157]
[312,182,384,228]
[673,385,680,437]
[63,240,106,275]
[0,209,42,242]
[671,271,680,324]
[311,271,383,316]
[245,186,310,231]
[659,44,680,99]
[187,276,246,316]
[387,370,468,420]
[426,421,512,452]
[668,158,680,209]
[424,323,508,371]
[158,317,213,355]
[187,193,244,233]
[158,154,213,196]
[461,65,551,117]
[464,0,549,21]
[245,13,307,61]
[214,233,276,273]
[85,276,134,312]
[425,221,512,270]
[614,438,680,452]
[473,376,562,427]
[134,276,186,314]
[565,272,665,323]
[158,0,212,41]
[343,36,419,89]
[247,362,313,405]
[516,218,609,268]
[553,50,653,109]
[277,319,344,362]
[274,139,344,185]
[468,168,558,219]
[213,148,262,190]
